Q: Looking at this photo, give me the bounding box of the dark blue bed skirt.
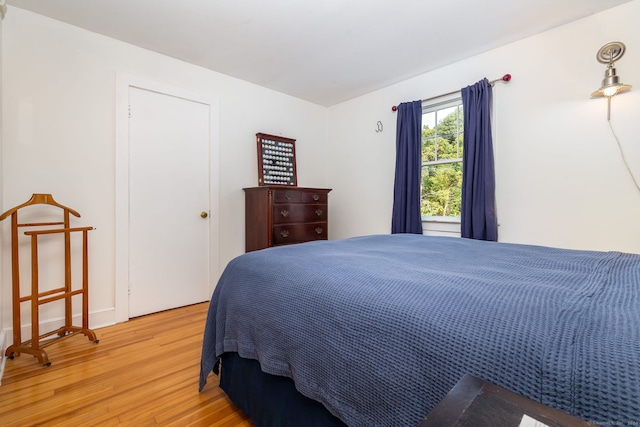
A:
[220,352,348,427]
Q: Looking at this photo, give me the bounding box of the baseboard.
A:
[13,307,116,340]
[0,328,8,385]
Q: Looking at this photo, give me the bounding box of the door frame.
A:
[114,73,220,323]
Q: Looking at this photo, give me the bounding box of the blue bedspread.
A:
[199,234,640,426]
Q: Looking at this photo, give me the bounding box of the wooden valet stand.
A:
[0,194,98,366]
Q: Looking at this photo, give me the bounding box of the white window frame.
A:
[421,96,464,229]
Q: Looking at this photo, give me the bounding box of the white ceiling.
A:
[6,0,634,106]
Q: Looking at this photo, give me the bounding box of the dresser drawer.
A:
[272,204,327,224]
[273,223,328,245]
[301,191,327,204]
[272,190,328,204]
[272,190,302,204]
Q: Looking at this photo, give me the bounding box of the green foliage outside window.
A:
[421,105,463,217]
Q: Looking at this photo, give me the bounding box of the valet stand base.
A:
[6,325,99,367]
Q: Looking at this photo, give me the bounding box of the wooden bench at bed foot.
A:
[419,374,595,427]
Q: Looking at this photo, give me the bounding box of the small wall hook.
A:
[375,121,383,133]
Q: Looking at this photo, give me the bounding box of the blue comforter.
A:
[199,234,640,426]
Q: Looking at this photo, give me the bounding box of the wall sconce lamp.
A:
[591,42,632,120]
[591,41,640,193]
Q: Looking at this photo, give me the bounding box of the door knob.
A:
[200,211,208,218]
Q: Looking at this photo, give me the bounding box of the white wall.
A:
[1,8,329,331]
[328,0,640,254]
[0,9,5,358]
[2,1,640,340]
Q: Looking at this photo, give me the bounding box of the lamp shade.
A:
[591,66,632,98]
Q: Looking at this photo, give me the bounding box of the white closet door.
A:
[127,86,211,317]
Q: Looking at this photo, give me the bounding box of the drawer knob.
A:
[315,209,323,216]
[280,230,289,238]
[285,193,293,201]
[312,194,320,201]
[281,210,289,217]
[315,227,323,234]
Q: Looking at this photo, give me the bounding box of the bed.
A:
[199,234,640,426]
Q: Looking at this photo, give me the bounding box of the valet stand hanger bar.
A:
[391,74,512,111]
[0,193,98,366]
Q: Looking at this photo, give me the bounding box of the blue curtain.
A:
[461,79,498,241]
[391,101,423,234]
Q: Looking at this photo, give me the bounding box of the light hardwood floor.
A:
[0,302,254,426]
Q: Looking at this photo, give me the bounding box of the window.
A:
[421,98,463,219]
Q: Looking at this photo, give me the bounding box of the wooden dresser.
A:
[244,186,332,252]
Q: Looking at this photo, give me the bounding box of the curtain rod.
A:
[391,74,512,112]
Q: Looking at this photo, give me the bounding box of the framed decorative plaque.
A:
[256,133,297,186]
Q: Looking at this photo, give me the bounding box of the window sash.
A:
[421,97,463,219]
[422,158,461,167]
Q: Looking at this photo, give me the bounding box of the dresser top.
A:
[243,186,332,192]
